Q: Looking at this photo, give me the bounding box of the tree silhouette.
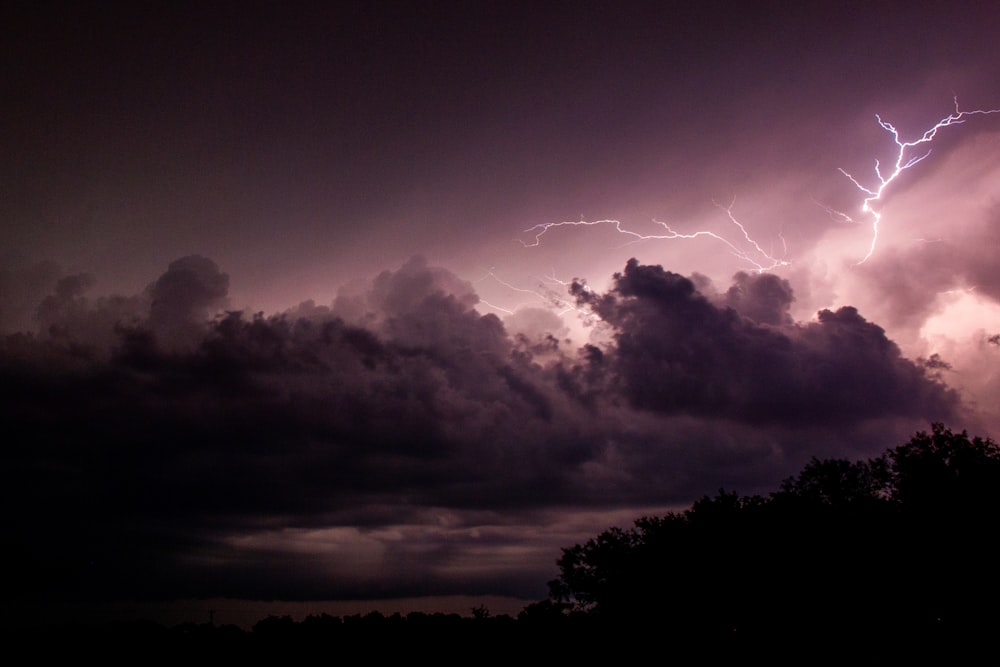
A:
[547,424,1000,643]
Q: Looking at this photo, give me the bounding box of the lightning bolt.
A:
[521,98,999,275]
[474,269,593,318]
[834,97,1000,264]
[521,197,790,274]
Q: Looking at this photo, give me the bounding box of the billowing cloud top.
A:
[572,260,951,424]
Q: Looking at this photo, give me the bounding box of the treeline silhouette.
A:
[545,422,1000,651]
[15,423,1000,657]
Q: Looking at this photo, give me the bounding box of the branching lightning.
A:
[833,97,1000,264]
[521,98,1000,277]
[521,197,790,274]
[474,269,593,318]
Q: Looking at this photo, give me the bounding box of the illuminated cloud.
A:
[571,259,954,424]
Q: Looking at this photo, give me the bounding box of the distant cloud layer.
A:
[1,255,959,603]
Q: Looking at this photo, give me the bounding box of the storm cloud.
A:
[1,255,958,604]
[573,260,954,424]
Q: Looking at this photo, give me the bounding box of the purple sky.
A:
[4,1,1000,621]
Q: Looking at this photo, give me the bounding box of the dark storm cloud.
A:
[148,255,230,347]
[33,272,147,353]
[2,256,595,599]
[571,259,956,424]
[724,271,795,326]
[1,256,958,602]
[23,255,229,354]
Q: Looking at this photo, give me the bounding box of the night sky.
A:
[4,1,1000,622]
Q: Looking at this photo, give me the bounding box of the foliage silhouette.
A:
[547,424,1000,644]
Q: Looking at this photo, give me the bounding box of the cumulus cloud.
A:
[571,259,955,425]
[724,271,795,326]
[0,255,960,603]
[148,255,230,348]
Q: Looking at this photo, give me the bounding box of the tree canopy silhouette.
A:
[547,424,1000,642]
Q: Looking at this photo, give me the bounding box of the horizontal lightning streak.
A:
[521,198,790,274]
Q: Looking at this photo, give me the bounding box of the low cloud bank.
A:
[1,255,957,602]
